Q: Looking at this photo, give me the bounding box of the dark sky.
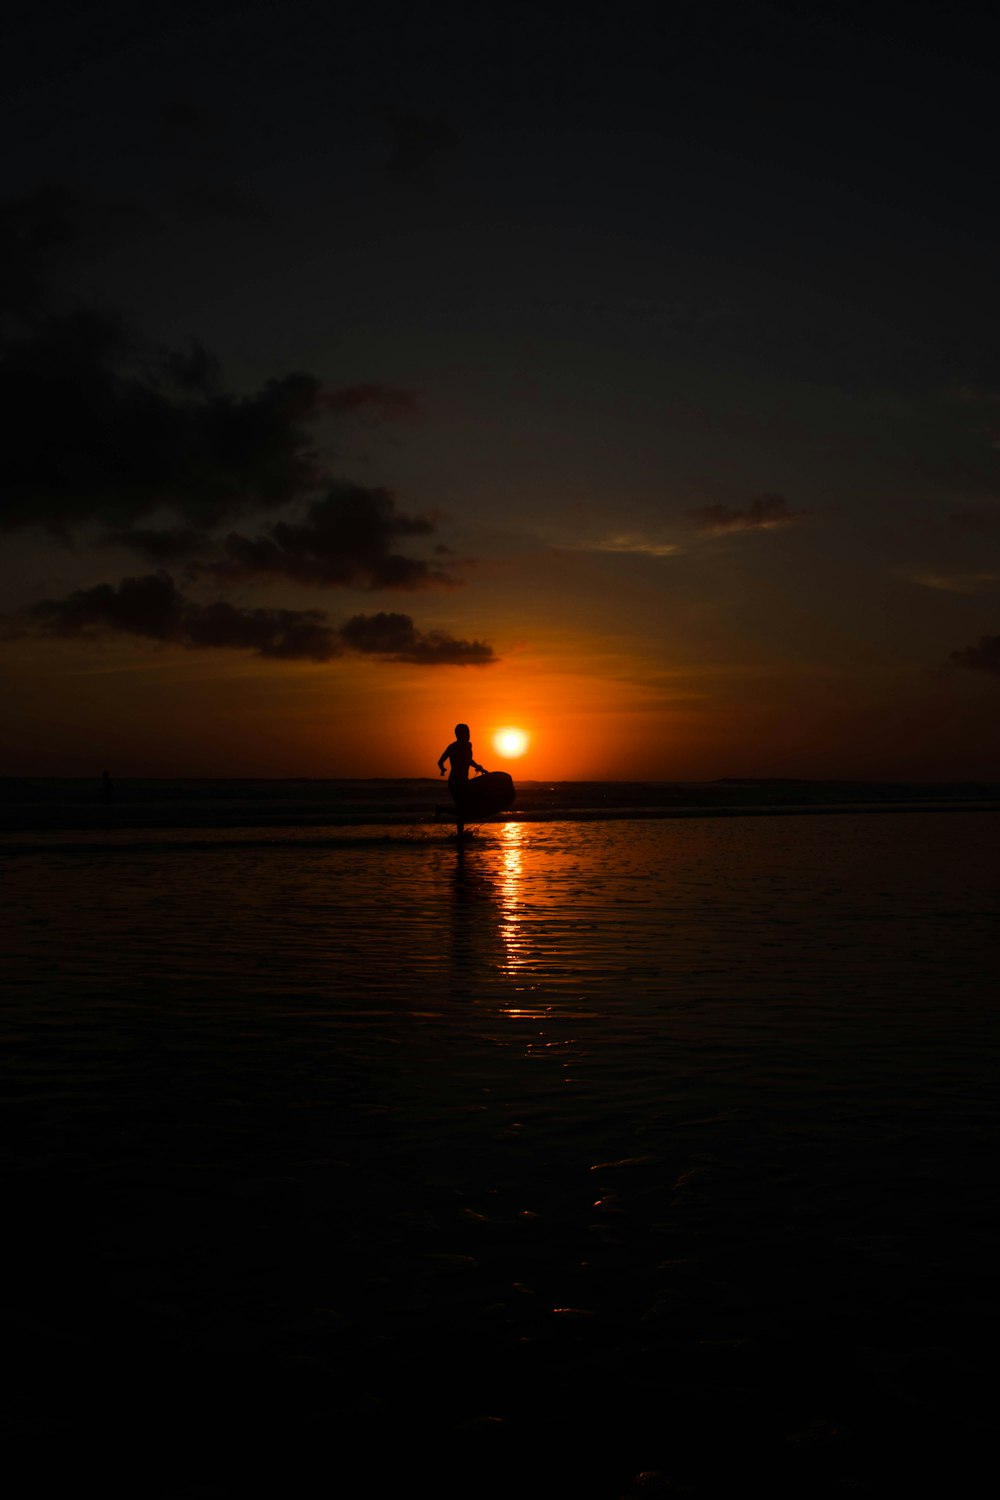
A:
[3,0,1000,777]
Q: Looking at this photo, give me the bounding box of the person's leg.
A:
[449,774,467,839]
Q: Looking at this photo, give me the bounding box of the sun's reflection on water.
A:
[498,821,527,980]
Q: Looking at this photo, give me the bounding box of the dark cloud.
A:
[203,486,456,590]
[0,308,329,533]
[29,572,185,642]
[0,320,422,537]
[18,573,496,666]
[159,340,222,394]
[686,493,806,534]
[27,572,339,661]
[340,611,495,665]
[183,600,340,661]
[0,188,491,666]
[0,191,420,539]
[949,635,1000,676]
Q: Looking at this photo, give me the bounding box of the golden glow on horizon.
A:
[494,726,529,758]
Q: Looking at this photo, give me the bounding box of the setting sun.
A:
[493,726,529,758]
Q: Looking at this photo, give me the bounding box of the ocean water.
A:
[3,802,999,1495]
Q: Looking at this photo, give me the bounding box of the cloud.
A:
[0,188,494,669]
[200,486,457,590]
[686,493,806,534]
[16,573,496,666]
[583,533,679,557]
[26,572,341,660]
[0,312,331,533]
[949,634,1000,676]
[907,570,1000,594]
[545,512,680,557]
[29,573,184,642]
[0,190,419,538]
[183,601,341,661]
[340,611,495,665]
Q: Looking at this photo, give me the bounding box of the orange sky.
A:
[5,604,1000,781]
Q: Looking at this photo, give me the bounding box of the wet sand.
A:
[3,813,998,1496]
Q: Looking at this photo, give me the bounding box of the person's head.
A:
[454,723,470,741]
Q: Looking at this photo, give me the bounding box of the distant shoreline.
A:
[2,800,999,849]
[3,775,1000,840]
[4,776,1000,788]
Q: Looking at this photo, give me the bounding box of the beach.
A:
[3,788,998,1496]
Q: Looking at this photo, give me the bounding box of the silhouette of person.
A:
[100,770,113,805]
[438,723,484,841]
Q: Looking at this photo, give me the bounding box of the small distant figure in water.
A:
[438,723,483,841]
[99,770,113,805]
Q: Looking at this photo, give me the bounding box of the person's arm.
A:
[437,745,450,776]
